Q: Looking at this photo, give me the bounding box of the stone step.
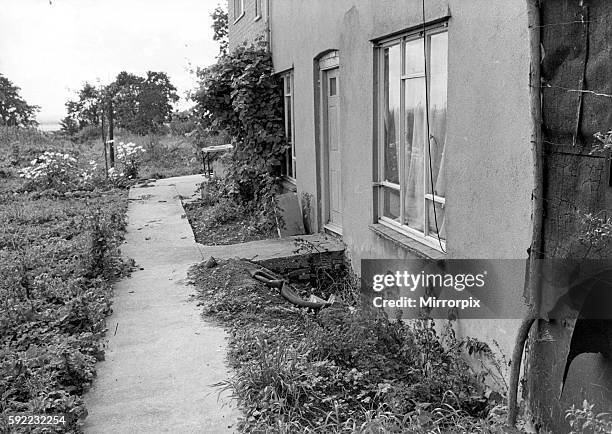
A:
[199,233,345,275]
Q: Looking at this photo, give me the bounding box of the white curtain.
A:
[403,99,447,238]
[404,102,426,232]
[428,106,447,239]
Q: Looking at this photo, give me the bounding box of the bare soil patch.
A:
[183,199,275,245]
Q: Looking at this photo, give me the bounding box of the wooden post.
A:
[108,99,115,168]
[102,105,108,177]
[524,1,612,431]
[507,0,543,425]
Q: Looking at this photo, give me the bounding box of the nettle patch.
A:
[189,260,514,433]
[0,191,129,433]
[1,132,130,432]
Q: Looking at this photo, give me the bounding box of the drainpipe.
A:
[507,0,543,427]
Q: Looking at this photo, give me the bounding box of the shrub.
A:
[115,141,146,180]
[194,40,287,228]
[19,151,80,191]
[208,197,244,226]
[200,176,236,206]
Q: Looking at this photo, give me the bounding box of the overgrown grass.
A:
[189,260,516,433]
[111,131,203,179]
[0,125,206,184]
[0,126,130,432]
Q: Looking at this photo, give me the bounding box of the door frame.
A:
[317,51,342,235]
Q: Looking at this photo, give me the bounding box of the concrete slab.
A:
[149,174,206,204]
[277,192,306,237]
[83,176,238,434]
[199,233,344,263]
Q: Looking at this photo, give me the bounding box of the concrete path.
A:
[83,174,238,433]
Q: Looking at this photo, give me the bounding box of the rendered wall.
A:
[268,0,534,355]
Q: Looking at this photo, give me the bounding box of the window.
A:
[233,0,244,21]
[329,76,337,96]
[281,72,296,180]
[375,26,448,252]
[255,0,262,20]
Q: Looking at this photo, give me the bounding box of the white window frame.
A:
[281,71,296,182]
[254,0,262,21]
[233,0,245,23]
[375,24,448,253]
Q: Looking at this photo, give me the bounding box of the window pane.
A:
[404,38,425,75]
[383,45,400,184]
[285,76,291,94]
[403,77,426,231]
[285,96,292,142]
[428,32,448,197]
[382,187,400,221]
[329,77,337,96]
[286,147,293,178]
[427,200,446,240]
[281,73,295,179]
[430,32,448,75]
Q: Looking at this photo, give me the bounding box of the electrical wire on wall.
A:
[421,0,447,253]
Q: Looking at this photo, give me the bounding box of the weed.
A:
[566,400,612,434]
[0,128,129,431]
[184,181,276,245]
[189,260,512,433]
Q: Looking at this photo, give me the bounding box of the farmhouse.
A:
[227,0,612,431]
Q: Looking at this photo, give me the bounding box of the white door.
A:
[324,68,342,232]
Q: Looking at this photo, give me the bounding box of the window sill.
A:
[324,223,343,237]
[233,12,245,24]
[281,177,297,192]
[369,223,446,260]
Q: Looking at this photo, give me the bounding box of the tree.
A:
[59,111,79,136]
[106,72,143,132]
[60,82,101,134]
[106,71,179,134]
[211,5,229,55]
[0,74,39,127]
[61,71,179,136]
[133,71,179,134]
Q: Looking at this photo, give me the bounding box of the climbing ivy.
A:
[193,40,287,228]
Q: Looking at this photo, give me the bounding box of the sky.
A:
[0,0,222,130]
